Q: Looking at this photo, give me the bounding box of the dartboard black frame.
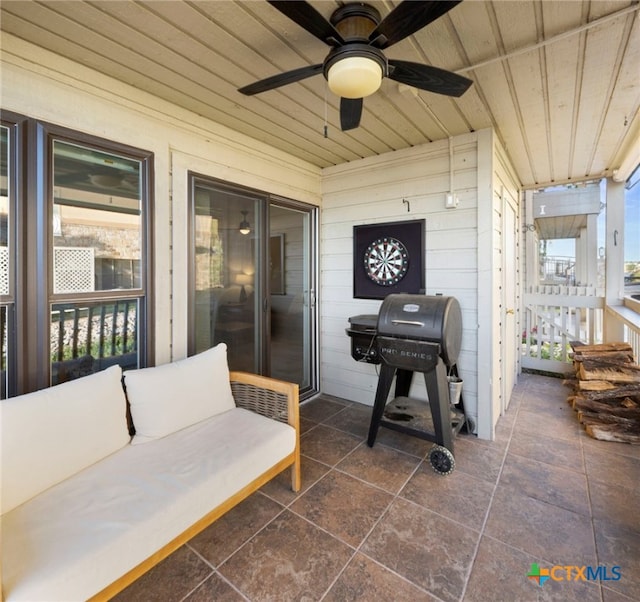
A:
[353,219,425,299]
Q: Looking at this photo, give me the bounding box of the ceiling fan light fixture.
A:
[239,210,251,235]
[327,55,382,98]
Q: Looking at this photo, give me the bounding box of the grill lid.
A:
[377,294,462,366]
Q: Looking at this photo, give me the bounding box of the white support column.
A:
[604,178,626,341]
[523,190,537,290]
[476,129,494,441]
[576,227,587,286]
[586,214,598,287]
[576,214,599,287]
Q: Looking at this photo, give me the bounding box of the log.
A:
[576,385,640,402]
[569,342,633,353]
[578,363,640,384]
[572,351,636,364]
[582,420,640,444]
[579,359,640,372]
[578,410,639,427]
[576,380,616,391]
[572,397,640,419]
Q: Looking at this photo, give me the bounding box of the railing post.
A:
[110,301,119,357]
[56,309,64,362]
[99,304,107,359]
[122,301,129,353]
[86,306,94,357]
[72,307,80,359]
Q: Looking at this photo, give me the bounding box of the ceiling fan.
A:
[238,1,472,131]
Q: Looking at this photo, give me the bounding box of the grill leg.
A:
[423,357,454,453]
[367,364,396,447]
[394,369,413,397]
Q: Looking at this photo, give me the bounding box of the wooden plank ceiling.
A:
[1,0,638,188]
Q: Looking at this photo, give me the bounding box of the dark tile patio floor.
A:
[114,372,640,602]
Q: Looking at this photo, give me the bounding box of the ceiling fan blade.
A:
[370,1,462,49]
[238,64,323,95]
[340,97,363,131]
[267,1,344,46]
[388,60,472,97]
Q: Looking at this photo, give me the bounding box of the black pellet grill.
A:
[346,294,466,475]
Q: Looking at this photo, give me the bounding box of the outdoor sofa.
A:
[1,343,300,601]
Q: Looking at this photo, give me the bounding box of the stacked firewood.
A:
[565,342,640,444]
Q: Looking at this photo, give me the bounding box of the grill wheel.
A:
[428,445,455,475]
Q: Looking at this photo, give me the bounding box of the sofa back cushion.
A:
[1,365,130,514]
[124,343,236,445]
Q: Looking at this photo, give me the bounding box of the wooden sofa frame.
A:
[88,371,301,601]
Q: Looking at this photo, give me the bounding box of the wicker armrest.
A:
[229,371,299,430]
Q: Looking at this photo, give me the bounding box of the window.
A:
[2,116,153,394]
[0,120,16,398]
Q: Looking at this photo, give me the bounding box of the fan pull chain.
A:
[323,85,328,138]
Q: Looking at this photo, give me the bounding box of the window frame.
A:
[8,116,155,394]
[0,111,25,397]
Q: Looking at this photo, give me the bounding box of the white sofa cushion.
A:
[1,408,296,601]
[124,343,236,445]
[0,365,129,514]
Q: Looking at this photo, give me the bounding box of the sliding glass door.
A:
[268,203,314,390]
[189,176,316,396]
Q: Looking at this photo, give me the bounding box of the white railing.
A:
[605,298,640,363]
[522,285,604,373]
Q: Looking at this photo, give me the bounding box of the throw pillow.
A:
[124,343,235,444]
[1,365,129,514]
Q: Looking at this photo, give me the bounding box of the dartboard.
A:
[364,237,409,286]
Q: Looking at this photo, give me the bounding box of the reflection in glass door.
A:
[191,179,261,374]
[269,204,314,391]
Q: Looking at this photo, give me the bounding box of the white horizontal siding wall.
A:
[321,133,481,429]
[1,35,321,364]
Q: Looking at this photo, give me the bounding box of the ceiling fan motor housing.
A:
[330,3,381,42]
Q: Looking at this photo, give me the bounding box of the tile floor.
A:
[114,372,640,602]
